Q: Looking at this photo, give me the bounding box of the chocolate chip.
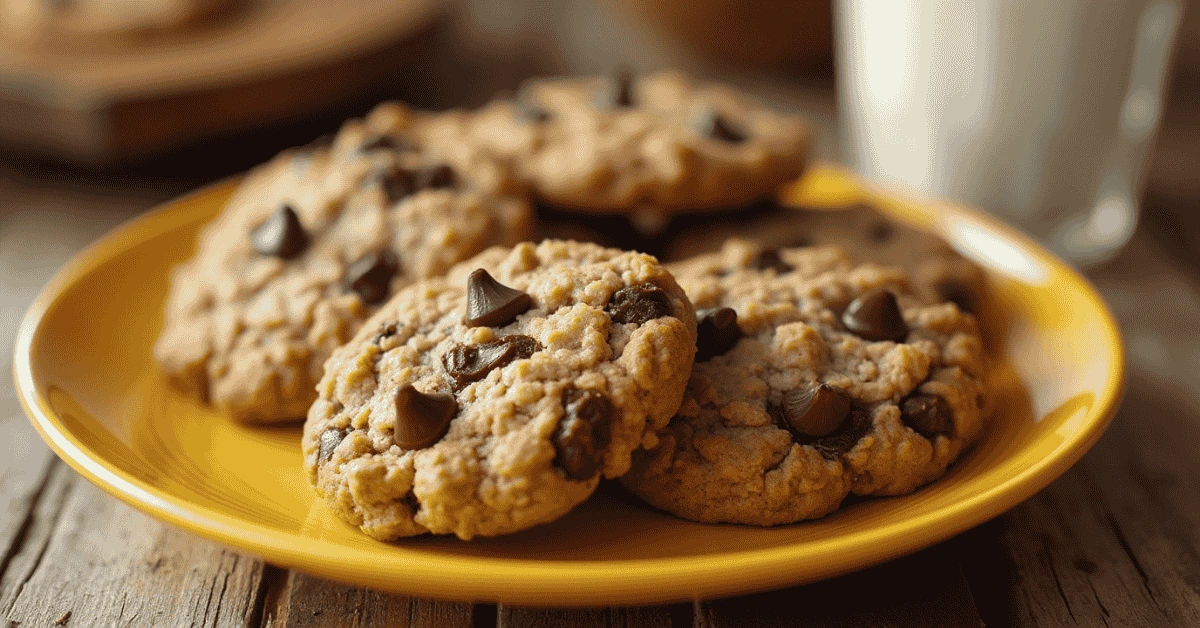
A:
[345,252,399,305]
[373,322,399,345]
[782,383,852,438]
[935,279,977,314]
[901,394,954,439]
[417,164,457,190]
[393,385,456,450]
[808,409,873,459]
[785,234,813,248]
[594,67,634,108]
[553,387,613,480]
[515,97,551,123]
[369,164,417,203]
[308,133,334,150]
[694,108,746,143]
[751,249,792,274]
[841,288,909,342]
[318,427,348,462]
[360,135,409,153]
[442,335,541,389]
[251,205,308,259]
[695,307,741,361]
[606,283,672,325]
[464,269,532,328]
[402,490,420,513]
[868,221,895,243]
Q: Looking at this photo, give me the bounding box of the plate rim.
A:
[12,165,1126,606]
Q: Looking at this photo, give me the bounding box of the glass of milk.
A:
[836,0,1183,266]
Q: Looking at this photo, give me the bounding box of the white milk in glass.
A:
[836,0,1182,265]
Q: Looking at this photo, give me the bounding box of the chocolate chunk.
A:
[515,97,551,123]
[868,220,895,243]
[553,388,613,480]
[841,288,909,342]
[308,133,334,150]
[370,164,416,203]
[360,135,409,153]
[594,67,634,108]
[251,205,308,259]
[901,393,954,439]
[464,269,532,328]
[782,383,852,438]
[402,490,420,513]
[393,385,457,450]
[809,409,873,459]
[442,335,541,389]
[751,249,792,274]
[318,427,348,463]
[373,322,399,345]
[935,279,977,314]
[417,164,457,190]
[345,251,399,305]
[695,307,741,362]
[784,234,813,248]
[606,283,672,325]
[694,108,746,143]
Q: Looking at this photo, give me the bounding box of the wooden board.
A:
[0,0,439,164]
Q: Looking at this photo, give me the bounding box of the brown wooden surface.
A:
[2,79,1200,627]
[0,0,440,164]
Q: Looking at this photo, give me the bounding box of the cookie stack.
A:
[156,71,990,540]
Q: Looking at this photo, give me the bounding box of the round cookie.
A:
[665,203,987,314]
[621,239,988,525]
[155,102,533,424]
[1,0,235,41]
[455,70,810,215]
[303,240,697,540]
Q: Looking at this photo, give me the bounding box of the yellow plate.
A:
[14,164,1124,606]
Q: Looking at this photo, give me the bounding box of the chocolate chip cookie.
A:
[621,239,988,525]
[665,203,987,314]
[155,102,534,424]
[464,70,810,215]
[303,240,697,540]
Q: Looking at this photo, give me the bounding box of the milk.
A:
[836,0,1182,264]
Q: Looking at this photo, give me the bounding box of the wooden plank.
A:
[953,230,1200,627]
[3,474,268,627]
[695,543,981,628]
[265,571,477,628]
[498,604,681,628]
[0,459,74,617]
[955,383,1200,626]
[0,418,58,602]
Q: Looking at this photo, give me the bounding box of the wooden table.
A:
[2,100,1200,627]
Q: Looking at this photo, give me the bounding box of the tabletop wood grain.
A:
[1,84,1199,627]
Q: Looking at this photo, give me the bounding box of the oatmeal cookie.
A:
[621,239,988,525]
[303,240,697,540]
[665,204,987,313]
[458,70,810,215]
[155,102,533,423]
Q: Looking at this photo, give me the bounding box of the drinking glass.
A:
[836,0,1183,266]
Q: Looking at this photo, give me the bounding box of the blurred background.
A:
[1,0,1199,285]
[1,0,1197,257]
